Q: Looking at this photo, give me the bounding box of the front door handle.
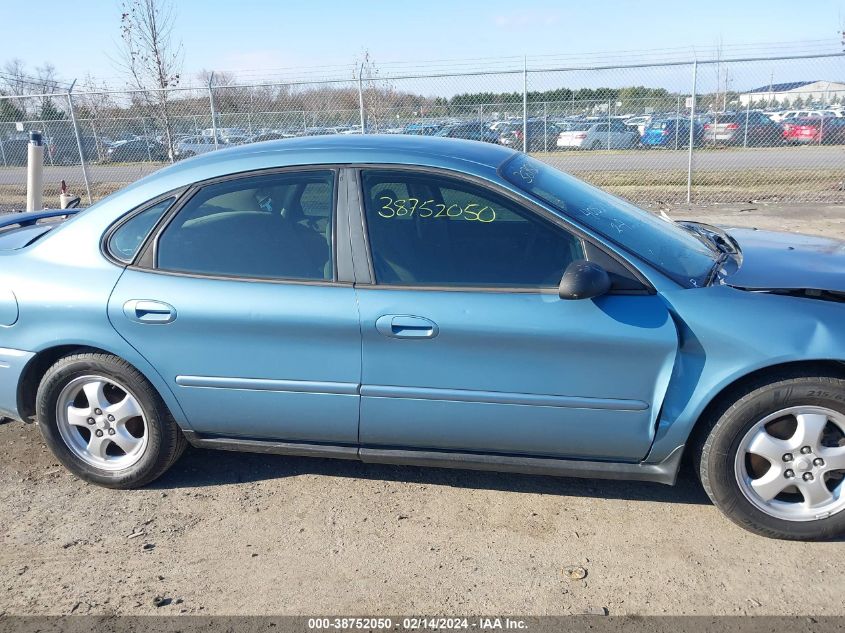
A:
[375,315,438,339]
[123,300,177,324]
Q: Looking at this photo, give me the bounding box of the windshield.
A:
[500,154,717,287]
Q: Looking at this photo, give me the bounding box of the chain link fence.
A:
[1,52,844,211]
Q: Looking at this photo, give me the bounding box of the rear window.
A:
[108,197,175,262]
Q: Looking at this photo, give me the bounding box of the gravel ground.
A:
[1,202,845,617]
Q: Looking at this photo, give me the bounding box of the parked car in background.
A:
[174,135,219,159]
[436,121,500,143]
[403,123,442,136]
[106,139,168,163]
[489,120,520,133]
[641,118,702,148]
[702,112,783,146]
[782,117,845,145]
[498,120,561,151]
[47,135,99,165]
[249,132,298,143]
[623,115,651,136]
[557,120,639,150]
[770,110,835,123]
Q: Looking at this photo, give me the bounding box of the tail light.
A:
[574,132,587,139]
[703,124,711,130]
[514,130,523,139]
[726,123,739,130]
[661,129,669,136]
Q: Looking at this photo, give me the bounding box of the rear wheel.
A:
[36,352,186,489]
[697,375,845,540]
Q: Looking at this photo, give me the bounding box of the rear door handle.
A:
[375,315,438,339]
[123,300,177,324]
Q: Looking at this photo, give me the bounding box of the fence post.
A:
[66,81,92,205]
[743,99,750,148]
[686,60,698,204]
[544,101,548,153]
[522,56,528,153]
[607,99,612,150]
[358,63,366,134]
[247,88,254,136]
[0,118,7,167]
[819,90,826,146]
[675,95,681,150]
[207,73,219,149]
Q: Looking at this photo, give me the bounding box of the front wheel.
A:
[36,352,186,489]
[697,374,845,540]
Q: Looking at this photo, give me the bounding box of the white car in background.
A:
[768,110,835,123]
[557,120,639,150]
[174,135,220,159]
[623,115,651,136]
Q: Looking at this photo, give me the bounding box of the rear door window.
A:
[155,170,335,280]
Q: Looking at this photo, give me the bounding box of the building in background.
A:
[739,80,845,106]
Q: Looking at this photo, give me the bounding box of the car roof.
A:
[164,134,515,174]
[63,135,521,229]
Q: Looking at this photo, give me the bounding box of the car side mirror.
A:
[558,260,612,300]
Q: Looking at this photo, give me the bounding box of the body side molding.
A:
[182,431,685,485]
[361,385,648,411]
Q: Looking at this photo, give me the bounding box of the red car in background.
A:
[782,117,845,145]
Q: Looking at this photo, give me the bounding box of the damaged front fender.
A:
[645,283,845,463]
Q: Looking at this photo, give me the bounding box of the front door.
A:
[353,168,678,461]
[108,168,361,444]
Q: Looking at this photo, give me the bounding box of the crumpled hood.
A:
[724,227,845,293]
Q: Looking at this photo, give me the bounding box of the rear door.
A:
[107,168,361,444]
[351,168,678,461]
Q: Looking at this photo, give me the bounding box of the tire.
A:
[36,352,186,489]
[696,373,845,540]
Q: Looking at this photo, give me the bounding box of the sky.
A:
[2,0,844,90]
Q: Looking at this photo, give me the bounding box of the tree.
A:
[0,93,24,123]
[1,59,28,96]
[34,63,62,121]
[355,49,396,132]
[117,0,183,159]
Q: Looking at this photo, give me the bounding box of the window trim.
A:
[352,164,653,294]
[130,165,347,286]
[100,189,185,267]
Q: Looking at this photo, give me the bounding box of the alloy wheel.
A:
[734,406,845,521]
[55,375,149,471]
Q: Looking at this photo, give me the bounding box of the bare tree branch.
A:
[116,0,183,160]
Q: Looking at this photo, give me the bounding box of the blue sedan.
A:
[1,135,844,540]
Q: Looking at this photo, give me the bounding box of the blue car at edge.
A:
[1,135,844,540]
